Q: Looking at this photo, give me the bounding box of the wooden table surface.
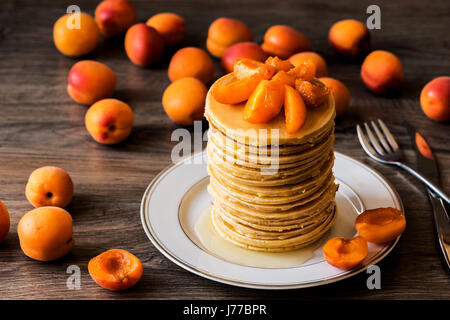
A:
[0,0,449,300]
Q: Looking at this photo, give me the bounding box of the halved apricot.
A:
[295,79,330,108]
[272,71,296,87]
[355,207,406,243]
[212,76,262,105]
[287,60,316,81]
[265,56,294,72]
[243,79,285,124]
[88,249,143,291]
[284,85,307,133]
[233,58,275,80]
[323,236,368,269]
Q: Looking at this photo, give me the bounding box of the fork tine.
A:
[371,120,392,152]
[364,122,385,155]
[357,124,378,158]
[377,119,399,151]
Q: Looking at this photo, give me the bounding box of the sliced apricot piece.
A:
[295,79,330,108]
[88,249,143,291]
[284,85,307,133]
[265,56,294,72]
[233,58,275,80]
[272,71,296,87]
[212,76,262,105]
[287,60,316,81]
[355,207,406,243]
[323,236,368,269]
[243,79,285,124]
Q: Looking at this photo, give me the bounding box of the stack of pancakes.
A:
[204,74,338,252]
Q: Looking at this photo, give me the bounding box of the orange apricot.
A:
[243,79,285,124]
[284,85,307,133]
[88,249,143,291]
[329,19,370,58]
[221,42,268,73]
[67,60,117,105]
[162,77,207,125]
[212,76,262,105]
[355,207,406,243]
[272,71,296,87]
[319,77,350,117]
[323,236,368,269]
[146,12,185,46]
[95,0,137,36]
[420,76,450,122]
[85,98,134,144]
[124,23,164,67]
[18,206,74,261]
[0,200,10,244]
[206,17,253,58]
[415,132,434,159]
[168,47,215,84]
[295,79,330,108]
[233,58,275,80]
[53,12,99,57]
[25,166,74,208]
[261,25,312,59]
[287,60,316,81]
[265,56,294,72]
[289,52,328,77]
[361,50,404,94]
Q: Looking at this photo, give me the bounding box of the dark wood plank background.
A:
[0,0,449,299]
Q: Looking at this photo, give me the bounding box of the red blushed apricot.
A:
[284,85,307,133]
[243,79,285,124]
[212,76,262,105]
[361,50,404,94]
[146,13,185,46]
[329,19,370,58]
[233,58,275,80]
[0,200,10,244]
[319,77,350,117]
[355,207,406,244]
[125,23,164,67]
[261,25,312,59]
[289,52,328,77]
[206,17,253,58]
[420,76,450,122]
[18,207,74,261]
[89,249,143,291]
[323,236,368,269]
[221,42,268,73]
[25,166,74,208]
[95,0,137,37]
[53,12,99,57]
[265,56,294,72]
[162,77,207,125]
[67,60,117,105]
[295,79,330,108]
[168,47,214,84]
[85,98,134,144]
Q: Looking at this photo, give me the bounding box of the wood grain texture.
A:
[0,0,449,299]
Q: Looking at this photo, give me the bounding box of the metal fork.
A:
[356,119,450,204]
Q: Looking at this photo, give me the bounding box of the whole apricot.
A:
[18,206,74,261]
[361,50,403,94]
[85,98,134,144]
[125,23,164,67]
[168,47,214,84]
[53,12,99,57]
[319,77,350,117]
[420,76,450,122]
[289,52,328,78]
[25,166,74,208]
[0,200,10,244]
[261,25,312,59]
[162,77,207,125]
[89,249,143,291]
[221,42,267,73]
[95,0,137,36]
[146,12,185,46]
[67,60,117,105]
[329,19,370,58]
[207,17,253,58]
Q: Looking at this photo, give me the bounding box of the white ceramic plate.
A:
[141,151,403,290]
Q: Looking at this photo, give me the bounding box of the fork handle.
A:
[395,162,450,204]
